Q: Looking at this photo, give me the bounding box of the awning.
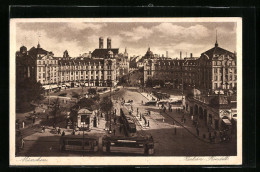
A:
[42,85,51,90]
[222,119,232,125]
[51,84,58,89]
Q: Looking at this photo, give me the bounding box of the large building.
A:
[16,41,118,88]
[143,40,237,94]
[197,40,237,93]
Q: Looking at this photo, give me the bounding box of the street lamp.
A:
[81,121,86,155]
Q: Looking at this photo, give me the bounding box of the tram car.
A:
[120,107,136,133]
[102,135,154,155]
[59,135,99,152]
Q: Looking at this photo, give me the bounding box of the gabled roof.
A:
[91,48,119,58]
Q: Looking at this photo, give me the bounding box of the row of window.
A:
[213,68,237,74]
[214,75,237,81]
[213,82,237,89]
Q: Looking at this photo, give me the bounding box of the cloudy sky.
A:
[16,21,236,58]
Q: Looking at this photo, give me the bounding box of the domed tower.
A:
[20,45,27,54]
[63,50,69,58]
[107,37,111,49]
[99,37,104,49]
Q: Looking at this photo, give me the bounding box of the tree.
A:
[16,78,44,112]
[72,91,80,99]
[77,98,95,111]
[88,88,97,95]
[145,78,153,87]
[92,94,100,102]
[100,97,113,121]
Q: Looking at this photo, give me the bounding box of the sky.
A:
[16,22,237,58]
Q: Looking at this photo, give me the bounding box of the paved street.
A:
[16,87,236,156]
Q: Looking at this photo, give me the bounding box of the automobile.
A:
[127,100,133,103]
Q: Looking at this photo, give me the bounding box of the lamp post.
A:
[81,121,85,156]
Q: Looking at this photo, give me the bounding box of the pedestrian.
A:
[22,121,25,128]
[196,128,200,136]
[58,128,61,134]
[43,126,45,132]
[174,127,177,135]
[61,130,65,136]
[53,122,56,129]
[191,115,193,121]
[148,120,150,127]
[72,130,75,135]
[21,138,25,149]
[145,119,147,126]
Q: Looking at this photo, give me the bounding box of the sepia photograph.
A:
[9,18,242,165]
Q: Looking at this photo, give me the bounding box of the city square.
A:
[14,21,238,158]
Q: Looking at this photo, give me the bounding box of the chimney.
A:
[166,51,168,58]
[180,51,182,59]
[89,51,92,58]
[190,53,193,58]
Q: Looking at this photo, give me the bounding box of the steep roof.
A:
[91,48,119,58]
[28,46,49,56]
[202,45,234,59]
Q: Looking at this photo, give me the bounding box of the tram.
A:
[120,107,136,133]
[59,135,99,152]
[102,135,154,155]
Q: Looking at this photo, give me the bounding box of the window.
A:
[39,67,41,72]
[215,75,218,81]
[225,68,228,74]
[38,61,41,65]
[230,75,232,80]
[214,68,217,73]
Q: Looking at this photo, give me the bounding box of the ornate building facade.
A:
[16,41,117,88]
[143,41,237,94]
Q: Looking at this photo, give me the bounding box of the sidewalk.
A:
[139,91,224,144]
